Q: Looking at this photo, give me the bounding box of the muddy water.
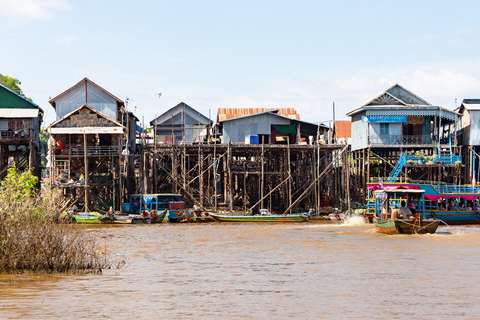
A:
[1,217,480,319]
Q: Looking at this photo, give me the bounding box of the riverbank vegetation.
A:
[0,167,110,273]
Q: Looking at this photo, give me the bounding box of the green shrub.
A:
[0,166,110,273]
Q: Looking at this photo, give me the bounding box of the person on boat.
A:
[454,200,463,211]
[71,204,78,213]
[446,201,453,211]
[474,199,480,211]
[466,202,473,211]
[397,201,412,219]
[408,200,416,215]
[438,200,446,210]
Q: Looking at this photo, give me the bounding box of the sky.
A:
[1,0,480,128]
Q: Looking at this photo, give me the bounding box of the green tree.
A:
[0,74,24,96]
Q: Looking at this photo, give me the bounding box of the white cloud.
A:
[0,0,72,20]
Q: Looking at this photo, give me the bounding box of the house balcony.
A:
[0,129,31,141]
[369,135,433,148]
[55,145,123,157]
[405,154,462,166]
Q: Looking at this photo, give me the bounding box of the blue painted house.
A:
[347,84,458,152]
[346,84,461,199]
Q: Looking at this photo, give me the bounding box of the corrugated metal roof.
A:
[49,77,124,108]
[0,84,40,109]
[464,104,480,110]
[0,108,39,118]
[334,120,351,139]
[217,108,300,122]
[462,99,480,111]
[347,84,432,116]
[48,127,124,134]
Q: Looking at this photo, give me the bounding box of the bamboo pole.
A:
[228,142,233,211]
[261,142,265,209]
[287,139,292,214]
[346,148,351,215]
[243,162,247,212]
[199,146,203,209]
[84,131,88,211]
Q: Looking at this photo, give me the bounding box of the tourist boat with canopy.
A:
[121,193,187,223]
[373,188,440,234]
[367,152,480,225]
[369,178,480,225]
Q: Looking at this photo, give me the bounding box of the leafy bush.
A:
[0,166,110,273]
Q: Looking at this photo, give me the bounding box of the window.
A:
[380,123,389,135]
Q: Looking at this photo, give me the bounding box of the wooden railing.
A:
[57,145,122,156]
[0,130,30,140]
[369,135,433,146]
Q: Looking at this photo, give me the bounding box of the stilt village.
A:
[2,78,480,224]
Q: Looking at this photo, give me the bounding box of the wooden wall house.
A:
[0,84,43,179]
[346,83,461,200]
[47,78,135,212]
[218,109,329,144]
[150,102,212,144]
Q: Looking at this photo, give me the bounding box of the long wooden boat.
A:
[111,215,134,224]
[372,188,440,235]
[71,212,104,224]
[374,217,440,234]
[208,212,310,222]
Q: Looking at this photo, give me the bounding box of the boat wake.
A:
[341,215,368,226]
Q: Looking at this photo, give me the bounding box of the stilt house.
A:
[0,84,43,179]
[217,108,328,144]
[150,102,212,145]
[346,83,461,200]
[47,78,136,212]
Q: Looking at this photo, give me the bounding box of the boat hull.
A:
[328,213,345,220]
[71,212,103,224]
[425,211,480,225]
[374,218,440,234]
[209,213,310,222]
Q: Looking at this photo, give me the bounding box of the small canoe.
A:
[72,212,103,224]
[131,215,152,224]
[328,212,345,220]
[112,215,135,224]
[208,212,310,223]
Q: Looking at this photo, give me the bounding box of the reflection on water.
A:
[1,222,480,319]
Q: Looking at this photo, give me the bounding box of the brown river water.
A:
[1,217,480,319]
